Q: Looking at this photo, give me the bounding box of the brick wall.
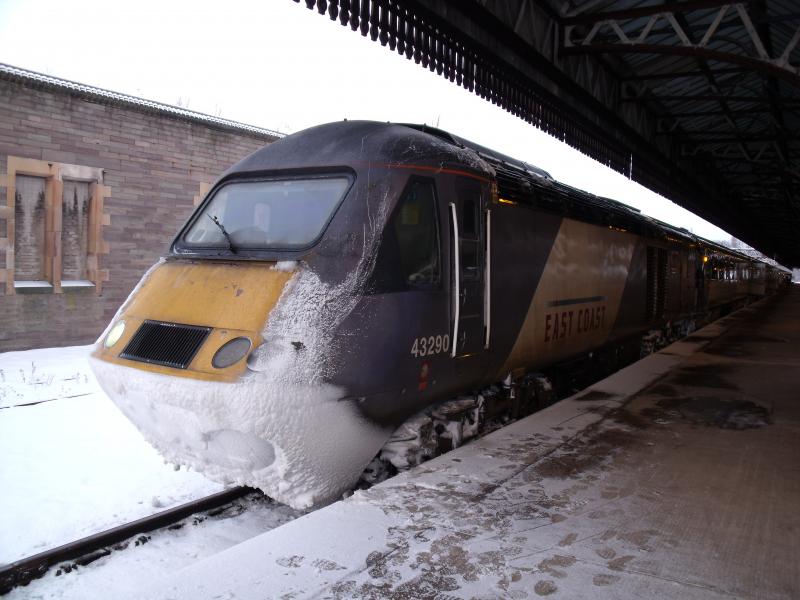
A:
[0,79,275,351]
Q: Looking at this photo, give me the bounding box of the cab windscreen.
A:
[183,176,349,250]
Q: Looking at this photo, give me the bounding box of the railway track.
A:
[0,486,255,595]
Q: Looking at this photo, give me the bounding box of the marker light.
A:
[104,320,126,348]
[212,337,252,369]
[703,256,709,263]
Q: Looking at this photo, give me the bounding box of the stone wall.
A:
[0,78,275,351]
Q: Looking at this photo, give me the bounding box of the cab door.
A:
[449,177,486,357]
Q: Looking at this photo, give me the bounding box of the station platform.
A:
[135,287,800,600]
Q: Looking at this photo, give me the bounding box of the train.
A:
[90,121,792,508]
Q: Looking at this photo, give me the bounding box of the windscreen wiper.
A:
[208,215,238,254]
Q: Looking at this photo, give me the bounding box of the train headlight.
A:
[104,320,126,348]
[212,337,252,369]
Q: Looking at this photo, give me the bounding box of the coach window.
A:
[369,178,440,292]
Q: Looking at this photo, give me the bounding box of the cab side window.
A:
[369,178,440,292]
[456,179,481,281]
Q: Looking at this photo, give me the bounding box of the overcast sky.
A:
[0,0,734,241]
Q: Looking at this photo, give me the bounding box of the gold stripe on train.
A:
[499,219,637,377]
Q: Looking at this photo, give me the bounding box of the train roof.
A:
[406,123,774,266]
[224,120,494,179]
[225,120,781,267]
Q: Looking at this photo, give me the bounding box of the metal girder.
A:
[675,134,793,143]
[563,43,800,87]
[621,67,748,81]
[563,0,746,24]
[563,4,800,85]
[620,94,797,104]
[666,108,769,116]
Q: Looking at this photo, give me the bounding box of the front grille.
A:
[120,320,211,369]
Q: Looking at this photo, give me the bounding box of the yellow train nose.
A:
[93,260,294,381]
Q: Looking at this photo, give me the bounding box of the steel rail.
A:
[0,486,254,594]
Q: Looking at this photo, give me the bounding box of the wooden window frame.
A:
[1,157,110,295]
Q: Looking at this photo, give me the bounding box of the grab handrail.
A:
[449,202,460,358]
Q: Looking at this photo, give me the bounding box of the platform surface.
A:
[136,288,800,599]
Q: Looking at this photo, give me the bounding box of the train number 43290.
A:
[411,334,450,357]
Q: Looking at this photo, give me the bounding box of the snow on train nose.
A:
[90,259,292,494]
[90,354,389,509]
[90,356,282,485]
[91,259,392,508]
[95,370,279,472]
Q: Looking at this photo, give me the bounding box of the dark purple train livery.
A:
[91,121,791,508]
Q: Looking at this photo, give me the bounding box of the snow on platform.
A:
[0,345,222,564]
[133,288,800,600]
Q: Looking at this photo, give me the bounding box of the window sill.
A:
[61,280,96,291]
[12,280,97,294]
[14,281,54,294]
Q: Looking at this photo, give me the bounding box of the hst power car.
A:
[91,121,789,508]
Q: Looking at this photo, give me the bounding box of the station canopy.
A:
[296,0,800,266]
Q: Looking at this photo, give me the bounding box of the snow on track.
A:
[5,494,301,600]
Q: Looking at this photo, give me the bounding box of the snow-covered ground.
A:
[0,345,227,564]
[8,493,300,600]
[0,345,302,599]
[0,345,99,409]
